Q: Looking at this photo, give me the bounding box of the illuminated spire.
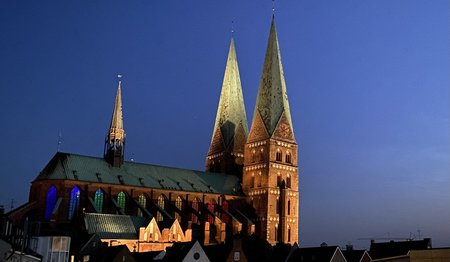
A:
[206,38,248,175]
[209,38,248,150]
[252,16,294,138]
[104,75,125,167]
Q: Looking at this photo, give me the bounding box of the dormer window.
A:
[72,170,79,180]
[251,150,256,163]
[138,177,145,186]
[118,175,124,185]
[96,173,102,183]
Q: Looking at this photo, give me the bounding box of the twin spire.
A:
[207,15,295,175]
[102,16,294,171]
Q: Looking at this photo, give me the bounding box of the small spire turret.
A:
[104,75,125,167]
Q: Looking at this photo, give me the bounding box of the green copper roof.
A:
[84,213,148,239]
[210,38,248,149]
[36,152,241,195]
[253,16,293,136]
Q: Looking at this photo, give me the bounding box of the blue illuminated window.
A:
[94,189,104,213]
[44,186,57,220]
[68,187,80,220]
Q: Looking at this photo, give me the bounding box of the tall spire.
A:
[104,76,125,167]
[252,16,294,139]
[243,16,299,245]
[206,38,248,175]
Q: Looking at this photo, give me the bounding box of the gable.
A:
[183,241,210,262]
[272,111,296,142]
[247,111,270,143]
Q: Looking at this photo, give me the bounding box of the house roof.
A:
[342,250,370,262]
[35,152,242,195]
[369,239,432,259]
[286,246,341,262]
[84,213,148,239]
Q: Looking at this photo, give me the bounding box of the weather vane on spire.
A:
[117,74,123,84]
[231,20,235,36]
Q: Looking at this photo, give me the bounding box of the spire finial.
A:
[272,0,275,14]
[231,20,234,36]
[117,74,123,85]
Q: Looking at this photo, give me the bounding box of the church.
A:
[7,15,299,254]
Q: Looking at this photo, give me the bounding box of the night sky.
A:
[0,1,448,249]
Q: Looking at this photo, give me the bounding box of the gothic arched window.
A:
[174,196,183,222]
[191,198,200,224]
[277,173,282,187]
[221,200,229,224]
[94,189,104,213]
[207,199,216,224]
[117,192,126,213]
[157,195,165,222]
[259,148,264,161]
[252,150,256,163]
[276,149,282,162]
[288,225,291,242]
[274,223,279,242]
[44,186,57,220]
[287,174,291,189]
[251,173,255,188]
[288,200,291,215]
[285,151,291,164]
[257,172,262,187]
[68,187,80,220]
[137,194,146,216]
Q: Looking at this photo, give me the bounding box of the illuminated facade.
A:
[8,16,299,251]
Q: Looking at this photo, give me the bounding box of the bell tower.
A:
[104,75,126,167]
[243,16,299,245]
[206,38,248,176]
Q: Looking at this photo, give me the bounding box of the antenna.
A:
[57,131,62,152]
[10,199,14,211]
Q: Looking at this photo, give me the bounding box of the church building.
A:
[7,16,299,251]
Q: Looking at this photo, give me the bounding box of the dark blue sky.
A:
[0,1,448,248]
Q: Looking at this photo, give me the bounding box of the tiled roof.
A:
[84,213,148,239]
[287,246,340,262]
[36,152,242,195]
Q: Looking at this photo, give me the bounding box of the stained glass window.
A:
[68,187,80,220]
[156,195,165,221]
[94,189,103,213]
[45,186,57,220]
[117,192,126,213]
[207,199,215,224]
[174,196,182,222]
[137,194,146,216]
[191,198,199,224]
